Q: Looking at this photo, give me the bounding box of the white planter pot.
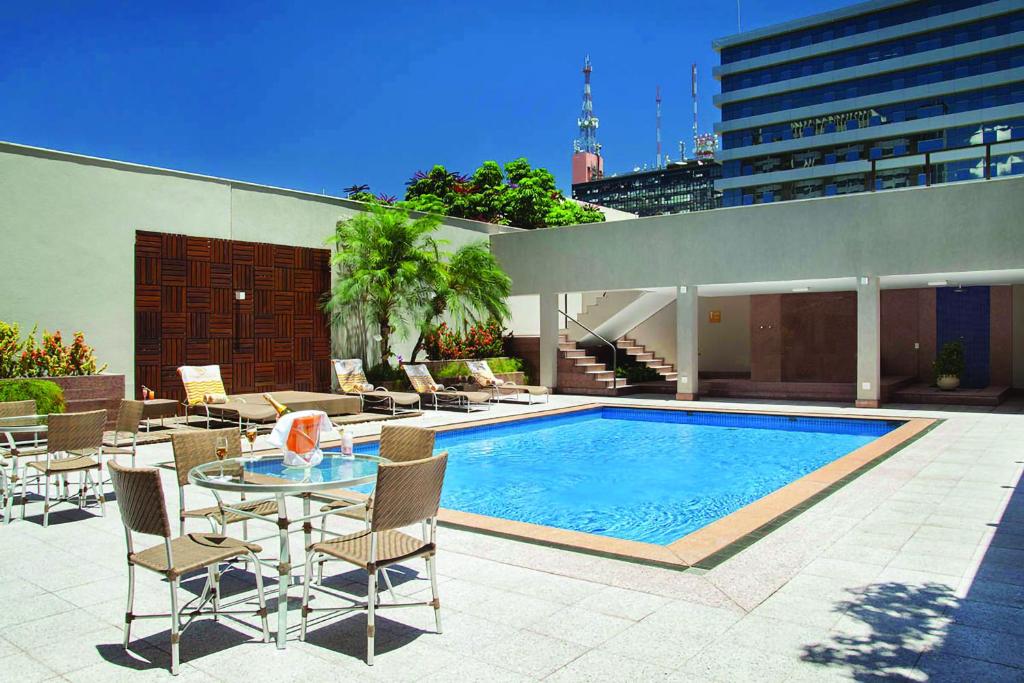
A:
[936,375,960,391]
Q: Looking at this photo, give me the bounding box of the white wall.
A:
[0,142,512,393]
[627,296,752,373]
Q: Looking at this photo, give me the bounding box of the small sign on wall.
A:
[708,310,722,324]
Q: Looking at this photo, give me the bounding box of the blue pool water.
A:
[331,407,901,545]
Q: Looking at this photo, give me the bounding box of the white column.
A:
[675,285,699,400]
[539,291,560,390]
[856,275,881,408]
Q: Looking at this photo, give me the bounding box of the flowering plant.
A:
[423,320,505,360]
[0,321,106,379]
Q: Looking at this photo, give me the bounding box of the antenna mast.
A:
[691,63,699,158]
[656,86,662,169]
[575,55,600,154]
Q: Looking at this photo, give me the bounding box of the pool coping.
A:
[343,402,935,570]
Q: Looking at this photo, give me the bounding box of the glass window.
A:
[720,0,991,65]
[722,49,1023,121]
[720,13,1024,93]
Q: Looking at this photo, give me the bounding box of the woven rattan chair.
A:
[319,424,436,518]
[104,399,146,467]
[316,425,437,581]
[1,400,46,523]
[108,461,269,675]
[170,428,278,536]
[300,452,448,665]
[21,410,106,527]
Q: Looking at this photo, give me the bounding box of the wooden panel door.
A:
[134,231,332,402]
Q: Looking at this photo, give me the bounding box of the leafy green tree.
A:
[324,204,442,361]
[401,158,605,229]
[410,241,512,361]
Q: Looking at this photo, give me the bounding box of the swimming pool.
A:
[328,406,904,546]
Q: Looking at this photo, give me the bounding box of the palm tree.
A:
[411,241,512,361]
[324,204,442,362]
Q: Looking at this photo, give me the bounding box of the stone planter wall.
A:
[35,374,124,428]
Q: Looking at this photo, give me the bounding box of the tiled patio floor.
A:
[2,395,1022,681]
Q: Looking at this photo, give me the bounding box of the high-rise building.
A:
[571,159,722,217]
[713,0,1024,207]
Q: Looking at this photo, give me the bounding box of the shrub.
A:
[0,379,66,415]
[615,362,662,383]
[933,340,965,380]
[365,362,407,387]
[0,321,24,378]
[435,362,469,379]
[424,320,506,360]
[487,357,523,374]
[0,321,106,379]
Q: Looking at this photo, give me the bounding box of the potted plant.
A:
[933,340,965,391]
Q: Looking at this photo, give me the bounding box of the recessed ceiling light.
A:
[927,280,948,286]
[791,287,810,292]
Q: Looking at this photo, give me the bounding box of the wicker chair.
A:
[104,399,146,467]
[316,425,437,580]
[108,461,269,675]
[21,410,107,527]
[1,400,46,523]
[300,452,448,665]
[170,428,278,536]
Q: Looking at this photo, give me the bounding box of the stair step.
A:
[648,364,674,371]
[633,353,655,362]
[558,343,577,351]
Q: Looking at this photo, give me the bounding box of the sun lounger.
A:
[332,359,421,415]
[465,360,549,404]
[403,364,490,412]
[178,365,360,427]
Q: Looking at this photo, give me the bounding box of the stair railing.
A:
[558,309,618,387]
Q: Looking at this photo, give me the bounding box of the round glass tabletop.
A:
[0,414,48,433]
[189,452,389,494]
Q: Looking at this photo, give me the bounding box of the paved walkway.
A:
[1,395,1022,681]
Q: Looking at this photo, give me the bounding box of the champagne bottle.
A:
[263,393,292,417]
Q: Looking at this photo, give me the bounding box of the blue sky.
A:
[1,1,852,195]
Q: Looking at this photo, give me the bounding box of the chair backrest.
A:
[333,358,371,393]
[371,452,448,532]
[0,400,37,418]
[109,461,171,538]
[48,410,107,454]
[465,360,497,386]
[403,364,439,394]
[177,365,225,406]
[170,427,241,487]
[379,425,435,463]
[115,399,146,435]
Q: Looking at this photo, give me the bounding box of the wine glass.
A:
[215,436,228,461]
[244,426,258,460]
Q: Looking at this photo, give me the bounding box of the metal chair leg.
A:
[428,554,442,633]
[209,566,220,621]
[251,551,270,643]
[123,564,136,648]
[43,476,51,528]
[300,553,315,641]
[366,568,377,665]
[169,578,181,675]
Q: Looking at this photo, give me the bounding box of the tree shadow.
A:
[801,581,956,681]
[801,458,1024,680]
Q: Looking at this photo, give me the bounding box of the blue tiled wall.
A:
[936,286,990,388]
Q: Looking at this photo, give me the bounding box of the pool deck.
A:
[2,394,1023,681]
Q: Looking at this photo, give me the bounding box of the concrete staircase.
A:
[557,332,630,395]
[616,337,677,382]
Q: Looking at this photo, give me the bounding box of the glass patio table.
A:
[0,414,48,525]
[189,452,389,648]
